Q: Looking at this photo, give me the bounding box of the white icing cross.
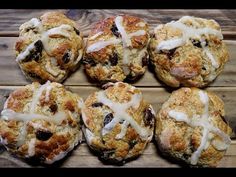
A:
[168,90,231,165]
[30,80,51,113]
[1,109,66,125]
[81,83,153,143]
[25,18,44,33]
[86,16,147,75]
[95,83,152,140]
[156,16,222,69]
[115,16,132,47]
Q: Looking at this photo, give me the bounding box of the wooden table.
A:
[0,9,236,167]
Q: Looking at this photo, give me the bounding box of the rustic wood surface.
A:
[1,9,236,38]
[0,9,236,167]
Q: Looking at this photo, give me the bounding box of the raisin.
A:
[62,51,71,64]
[119,120,124,124]
[191,39,202,48]
[144,107,155,127]
[110,53,118,66]
[26,28,33,32]
[83,58,97,67]
[91,102,103,107]
[142,55,148,66]
[104,113,114,126]
[74,27,80,36]
[25,40,43,62]
[202,66,206,70]
[36,130,53,141]
[129,139,138,149]
[110,23,120,38]
[26,27,38,33]
[49,104,58,114]
[166,48,176,60]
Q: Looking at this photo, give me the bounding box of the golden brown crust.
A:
[0,82,83,164]
[155,87,232,167]
[15,11,84,83]
[149,16,229,87]
[81,82,155,163]
[84,15,150,83]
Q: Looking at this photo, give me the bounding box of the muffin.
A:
[15,12,84,83]
[83,15,150,83]
[81,82,155,163]
[149,16,229,87]
[155,87,232,167]
[0,81,83,164]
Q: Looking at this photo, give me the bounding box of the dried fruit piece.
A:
[104,113,114,126]
[92,102,103,107]
[83,58,97,67]
[144,107,155,127]
[49,104,58,114]
[110,23,120,38]
[25,40,43,62]
[110,53,118,66]
[36,130,53,141]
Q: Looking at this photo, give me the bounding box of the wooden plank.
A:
[0,9,236,39]
[0,141,236,167]
[0,86,236,136]
[0,38,236,87]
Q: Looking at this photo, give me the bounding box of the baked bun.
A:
[155,87,232,167]
[81,82,155,163]
[149,16,229,87]
[83,15,150,83]
[15,12,84,83]
[0,81,83,164]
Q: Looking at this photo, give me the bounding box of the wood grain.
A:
[0,37,236,87]
[0,9,236,39]
[0,9,236,168]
